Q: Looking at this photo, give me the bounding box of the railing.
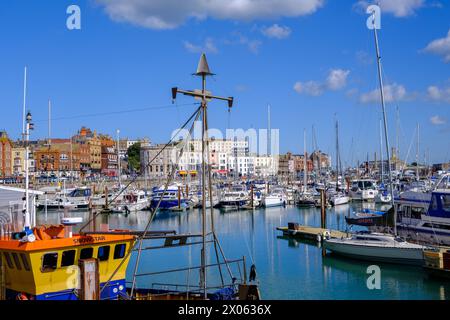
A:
[129,257,247,299]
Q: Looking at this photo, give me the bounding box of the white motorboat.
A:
[349,179,379,201]
[112,190,149,213]
[218,185,249,211]
[330,192,350,206]
[323,232,427,266]
[263,188,287,208]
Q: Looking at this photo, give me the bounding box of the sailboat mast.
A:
[117,129,121,187]
[335,120,339,191]
[372,13,396,231]
[48,99,52,146]
[303,129,307,192]
[379,119,383,183]
[267,104,271,156]
[416,123,419,181]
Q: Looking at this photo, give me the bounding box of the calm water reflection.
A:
[37,203,450,300]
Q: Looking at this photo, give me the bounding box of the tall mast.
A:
[172,53,233,299]
[371,10,396,233]
[267,104,271,156]
[117,129,121,187]
[303,129,307,192]
[416,123,419,181]
[379,119,383,183]
[48,99,51,146]
[335,119,339,191]
[396,106,400,161]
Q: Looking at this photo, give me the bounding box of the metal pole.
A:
[117,129,121,188]
[201,74,207,299]
[24,121,30,228]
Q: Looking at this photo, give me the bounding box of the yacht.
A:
[330,192,350,206]
[111,190,149,213]
[349,179,378,201]
[263,188,287,208]
[372,174,450,246]
[323,231,427,266]
[218,185,249,211]
[150,184,188,210]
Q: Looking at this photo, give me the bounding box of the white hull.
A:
[324,239,425,265]
[263,195,287,207]
[350,189,378,201]
[330,195,349,206]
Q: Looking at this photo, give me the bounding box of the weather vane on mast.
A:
[171,53,233,299]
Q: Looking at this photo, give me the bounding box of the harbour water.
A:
[37,203,450,300]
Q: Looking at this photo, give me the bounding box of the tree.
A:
[127,142,141,172]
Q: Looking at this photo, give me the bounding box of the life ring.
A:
[323,230,331,240]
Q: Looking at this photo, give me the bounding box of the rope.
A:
[100,106,202,296]
[80,104,201,233]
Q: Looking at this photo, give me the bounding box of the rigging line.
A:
[130,108,202,296]
[33,102,197,123]
[102,107,202,296]
[79,104,202,233]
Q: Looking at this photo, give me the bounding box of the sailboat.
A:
[296,129,316,207]
[330,118,349,206]
[324,6,428,265]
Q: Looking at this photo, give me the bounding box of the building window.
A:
[42,253,58,272]
[80,247,93,260]
[61,250,76,267]
[98,246,110,261]
[114,244,126,259]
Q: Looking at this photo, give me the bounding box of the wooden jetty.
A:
[276,222,349,243]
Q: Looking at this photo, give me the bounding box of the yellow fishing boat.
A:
[0,225,136,300]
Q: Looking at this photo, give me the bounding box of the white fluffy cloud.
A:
[294,69,350,96]
[184,38,218,54]
[355,0,425,17]
[430,115,446,125]
[359,83,408,103]
[427,84,450,103]
[293,81,323,96]
[423,29,450,63]
[261,24,291,39]
[326,69,351,90]
[96,0,324,29]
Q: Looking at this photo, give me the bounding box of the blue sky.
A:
[0,0,449,166]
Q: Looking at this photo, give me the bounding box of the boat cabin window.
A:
[410,207,424,219]
[3,252,14,269]
[80,247,94,260]
[42,253,58,272]
[422,223,450,230]
[98,246,110,261]
[11,253,22,270]
[20,254,30,271]
[61,250,76,267]
[440,195,450,212]
[114,244,126,259]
